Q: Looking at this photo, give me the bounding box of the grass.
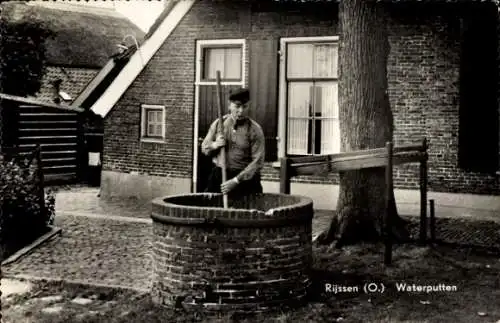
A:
[2,243,500,323]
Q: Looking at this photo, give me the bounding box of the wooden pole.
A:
[419,137,428,244]
[280,157,291,194]
[384,141,393,265]
[215,71,229,208]
[429,199,436,243]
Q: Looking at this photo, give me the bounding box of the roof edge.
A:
[0,92,84,112]
[90,0,195,118]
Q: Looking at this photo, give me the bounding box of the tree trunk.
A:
[317,0,409,246]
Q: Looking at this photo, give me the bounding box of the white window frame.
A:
[276,36,340,163]
[193,39,247,192]
[195,39,246,86]
[140,104,166,143]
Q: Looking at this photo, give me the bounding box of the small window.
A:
[201,45,242,82]
[141,104,165,142]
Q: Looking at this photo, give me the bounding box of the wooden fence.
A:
[279,138,429,264]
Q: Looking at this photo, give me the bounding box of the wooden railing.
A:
[279,138,429,265]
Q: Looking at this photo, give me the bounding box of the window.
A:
[280,39,340,156]
[141,104,165,142]
[202,46,242,81]
[197,39,245,83]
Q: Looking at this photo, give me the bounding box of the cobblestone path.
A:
[5,186,497,292]
[3,215,153,291]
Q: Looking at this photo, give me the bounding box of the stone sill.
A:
[140,138,166,144]
[271,161,281,169]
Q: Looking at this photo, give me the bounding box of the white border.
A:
[140,104,166,143]
[192,38,247,192]
[90,0,196,118]
[277,36,340,161]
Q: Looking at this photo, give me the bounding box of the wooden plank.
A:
[286,140,429,176]
[327,147,387,159]
[249,38,279,162]
[330,155,387,172]
[288,155,332,164]
[393,143,426,153]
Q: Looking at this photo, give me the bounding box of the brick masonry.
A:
[150,193,313,312]
[0,101,3,150]
[103,0,500,195]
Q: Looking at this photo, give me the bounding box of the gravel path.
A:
[3,215,153,291]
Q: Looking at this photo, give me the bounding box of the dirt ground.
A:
[2,243,500,323]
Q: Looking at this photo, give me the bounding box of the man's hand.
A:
[221,178,239,194]
[212,134,225,150]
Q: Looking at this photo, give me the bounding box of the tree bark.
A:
[317,0,409,246]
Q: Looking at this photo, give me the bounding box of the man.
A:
[201,88,265,198]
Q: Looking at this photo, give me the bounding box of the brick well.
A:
[150,192,313,314]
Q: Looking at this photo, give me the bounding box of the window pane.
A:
[147,110,155,122]
[155,124,162,136]
[287,43,313,78]
[321,119,340,154]
[155,111,162,123]
[314,81,338,118]
[287,119,309,155]
[147,124,155,136]
[313,43,338,78]
[224,47,242,79]
[204,46,241,80]
[204,48,223,79]
[288,82,312,118]
[287,82,312,155]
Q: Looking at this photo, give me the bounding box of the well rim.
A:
[150,192,314,228]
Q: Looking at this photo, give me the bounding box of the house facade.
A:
[96,0,500,210]
[0,1,144,182]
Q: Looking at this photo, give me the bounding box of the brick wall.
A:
[0,101,3,151]
[150,192,312,311]
[103,0,500,195]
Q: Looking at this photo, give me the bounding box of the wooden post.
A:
[280,157,291,194]
[35,144,46,219]
[429,199,436,243]
[215,71,228,208]
[419,137,428,244]
[384,141,393,265]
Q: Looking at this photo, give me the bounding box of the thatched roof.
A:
[0,1,145,68]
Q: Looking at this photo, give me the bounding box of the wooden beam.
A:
[71,59,117,108]
[393,143,426,153]
[0,93,84,113]
[280,157,291,194]
[419,138,428,244]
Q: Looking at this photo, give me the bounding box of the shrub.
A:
[0,149,53,255]
[45,189,56,226]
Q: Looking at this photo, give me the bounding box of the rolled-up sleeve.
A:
[201,120,219,156]
[236,123,265,182]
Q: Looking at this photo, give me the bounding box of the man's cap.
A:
[229,88,250,104]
